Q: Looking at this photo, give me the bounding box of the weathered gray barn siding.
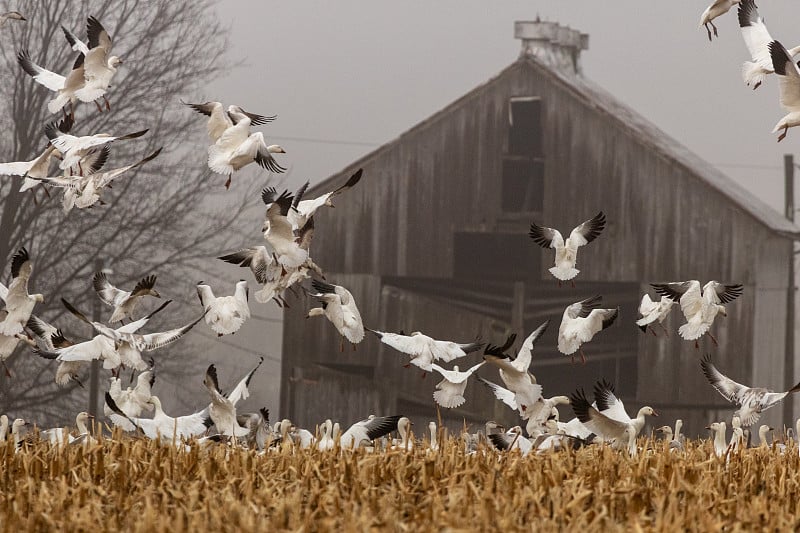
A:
[282,56,798,435]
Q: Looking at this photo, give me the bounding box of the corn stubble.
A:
[2,432,800,531]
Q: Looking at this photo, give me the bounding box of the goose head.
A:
[638,406,658,418]
[267,145,286,154]
[33,293,44,303]
[109,56,123,68]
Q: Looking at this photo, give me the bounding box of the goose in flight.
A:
[197,280,250,336]
[700,0,740,41]
[769,40,800,142]
[570,387,656,449]
[430,362,485,408]
[106,393,212,442]
[288,168,363,230]
[701,354,800,427]
[0,248,44,337]
[17,49,86,116]
[0,11,25,28]
[307,279,364,349]
[92,272,161,323]
[74,17,122,111]
[46,124,148,172]
[338,415,402,450]
[528,212,606,284]
[592,380,658,435]
[183,100,276,142]
[218,247,284,304]
[635,294,675,336]
[203,358,263,437]
[557,296,618,364]
[651,281,742,346]
[261,188,308,269]
[104,370,156,431]
[738,0,800,89]
[26,315,83,386]
[368,328,483,371]
[207,107,285,188]
[0,116,73,193]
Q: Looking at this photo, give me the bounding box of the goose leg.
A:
[403,363,411,369]
[351,342,356,352]
[95,100,103,113]
[579,349,587,365]
[711,21,718,38]
[704,23,712,41]
[129,369,136,385]
[1,360,10,378]
[557,280,562,288]
[709,333,719,347]
[659,323,669,337]
[340,336,344,353]
[571,280,575,288]
[650,327,658,337]
[104,95,111,111]
[420,371,426,380]
[224,175,232,189]
[778,125,788,142]
[694,340,699,350]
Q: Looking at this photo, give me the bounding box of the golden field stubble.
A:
[2,432,800,532]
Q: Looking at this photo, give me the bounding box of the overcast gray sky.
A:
[208,0,800,212]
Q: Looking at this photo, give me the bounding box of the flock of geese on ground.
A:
[0,10,798,459]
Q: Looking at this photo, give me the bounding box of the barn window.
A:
[503,96,544,213]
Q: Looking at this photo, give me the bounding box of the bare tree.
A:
[0,0,264,422]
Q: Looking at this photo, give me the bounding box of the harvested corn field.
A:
[3,434,800,531]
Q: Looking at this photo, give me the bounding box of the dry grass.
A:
[2,433,800,532]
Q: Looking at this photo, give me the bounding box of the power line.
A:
[714,162,782,171]
[191,330,282,364]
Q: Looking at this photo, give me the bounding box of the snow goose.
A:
[46,123,148,172]
[706,422,729,457]
[288,168,363,230]
[202,358,263,437]
[218,246,284,304]
[768,40,800,142]
[74,17,122,111]
[651,281,742,347]
[0,248,44,337]
[339,415,401,450]
[104,370,155,430]
[427,421,439,451]
[655,426,682,451]
[392,417,414,450]
[208,109,286,188]
[261,188,308,268]
[430,361,485,408]
[0,415,7,442]
[525,395,571,438]
[11,418,29,449]
[316,419,334,451]
[0,116,73,193]
[307,279,364,349]
[197,280,250,336]
[17,49,86,116]
[93,273,161,324]
[635,294,675,335]
[483,322,548,416]
[738,0,800,89]
[557,296,618,364]
[700,354,800,427]
[488,426,533,456]
[528,212,605,284]
[26,315,83,386]
[0,309,35,377]
[237,407,272,451]
[41,412,93,446]
[570,387,656,447]
[368,328,483,371]
[183,101,276,142]
[106,393,212,442]
[593,380,658,435]
[0,11,25,28]
[757,424,773,447]
[700,0,740,41]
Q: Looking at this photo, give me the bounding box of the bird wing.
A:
[0,160,35,176]
[739,0,772,67]
[700,354,750,406]
[130,274,158,297]
[637,294,657,316]
[593,380,632,424]
[567,211,606,249]
[218,247,274,284]
[92,272,125,306]
[252,133,287,174]
[17,50,65,91]
[570,388,627,440]
[196,284,215,309]
[214,119,251,154]
[226,357,264,405]
[62,25,90,54]
[477,377,518,409]
[703,281,743,305]
[86,16,113,51]
[341,415,401,445]
[430,338,483,363]
[115,300,172,335]
[134,313,204,351]
[513,320,549,373]
[770,40,800,111]
[95,148,162,189]
[528,223,564,250]
[5,248,33,307]
[565,295,602,320]
[430,363,471,384]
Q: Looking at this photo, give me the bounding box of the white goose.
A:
[197,280,250,336]
[104,370,156,431]
[592,380,658,436]
[528,212,605,284]
[0,248,44,337]
[488,426,533,456]
[106,393,212,442]
[700,0,740,41]
[768,40,800,142]
[635,294,675,336]
[261,188,308,268]
[557,296,618,364]
[93,272,161,324]
[701,354,800,427]
[317,420,335,451]
[26,315,82,386]
[41,412,93,446]
[651,281,742,346]
[0,415,8,441]
[218,246,284,304]
[570,387,656,447]
[184,101,276,142]
[738,0,800,89]
[307,279,364,349]
[202,358,263,437]
[427,421,439,451]
[368,328,483,371]
[46,124,148,172]
[0,116,73,192]
[391,417,414,450]
[525,395,571,438]
[17,50,86,116]
[288,168,363,230]
[430,361,485,409]
[74,17,122,111]
[339,415,401,450]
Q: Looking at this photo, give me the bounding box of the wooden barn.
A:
[280,20,800,437]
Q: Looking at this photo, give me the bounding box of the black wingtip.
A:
[9,247,29,278]
[770,40,789,76]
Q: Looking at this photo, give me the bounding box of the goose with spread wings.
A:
[183,100,276,142]
[529,212,606,284]
[635,293,675,335]
[368,328,483,371]
[0,248,44,337]
[0,117,73,193]
[288,168,363,230]
[197,280,250,336]
[93,272,161,323]
[307,279,364,349]
[738,0,800,89]
[557,296,618,364]
[700,0,740,41]
[203,358,263,437]
[261,188,308,269]
[104,369,156,431]
[26,315,82,386]
[106,393,212,442]
[46,123,148,172]
[570,386,656,451]
[651,280,742,346]
[769,40,800,141]
[430,362,485,409]
[17,49,86,116]
[701,354,800,427]
[74,17,122,111]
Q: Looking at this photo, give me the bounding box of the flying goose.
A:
[368,328,483,371]
[197,280,250,336]
[635,294,675,335]
[593,380,658,436]
[0,248,44,337]
[183,101,276,142]
[0,11,25,28]
[103,370,156,431]
[700,0,740,41]
[557,296,618,363]
[0,116,73,193]
[339,415,402,450]
[307,279,364,349]
[430,361,485,408]
[528,212,606,284]
[17,49,86,116]
[570,387,656,447]
[768,40,800,142]
[651,281,742,346]
[46,124,148,172]
[525,395,571,439]
[218,246,281,289]
[288,168,363,230]
[74,17,122,111]
[26,315,83,386]
[93,272,161,323]
[106,393,212,442]
[738,0,800,89]
[261,188,308,268]
[203,358,263,437]
[700,354,800,427]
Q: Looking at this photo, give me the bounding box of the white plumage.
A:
[93,272,161,323]
[0,248,44,337]
[17,49,86,115]
[74,17,122,107]
[368,328,483,371]
[528,212,606,282]
[652,280,742,345]
[307,279,364,346]
[699,0,740,41]
[106,394,211,442]
[635,294,675,334]
[768,40,800,142]
[557,296,618,363]
[46,125,148,171]
[203,358,263,437]
[197,280,250,336]
[430,362,485,409]
[288,168,363,230]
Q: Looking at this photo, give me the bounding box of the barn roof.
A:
[313,55,800,238]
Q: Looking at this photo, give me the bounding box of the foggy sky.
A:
[210,0,800,213]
